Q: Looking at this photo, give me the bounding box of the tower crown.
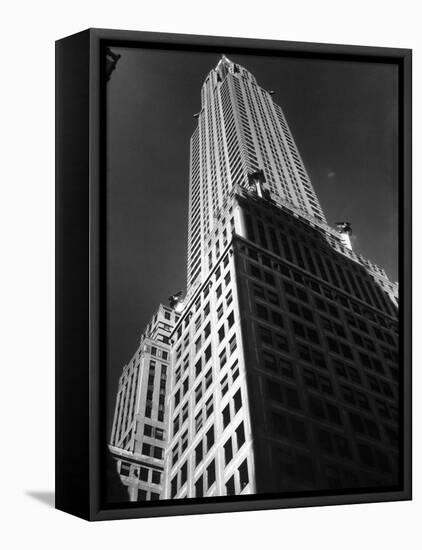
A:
[187,56,327,291]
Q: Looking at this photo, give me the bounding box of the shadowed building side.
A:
[233,192,399,493]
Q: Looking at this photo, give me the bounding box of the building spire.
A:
[216,54,232,71]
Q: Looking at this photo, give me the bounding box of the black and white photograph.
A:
[3,0,420,545]
[104,44,405,506]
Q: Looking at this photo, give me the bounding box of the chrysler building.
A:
[110,56,399,502]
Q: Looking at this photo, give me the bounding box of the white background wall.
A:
[0,0,419,547]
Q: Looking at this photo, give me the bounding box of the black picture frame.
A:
[55,28,412,521]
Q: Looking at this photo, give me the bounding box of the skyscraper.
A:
[111,56,399,501]
[187,56,327,293]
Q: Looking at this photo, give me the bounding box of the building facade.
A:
[110,56,399,500]
[187,55,327,293]
[109,305,178,501]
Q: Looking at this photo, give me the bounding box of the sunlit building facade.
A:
[109,305,178,501]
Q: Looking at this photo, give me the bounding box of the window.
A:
[229,335,237,354]
[181,462,188,486]
[206,426,215,451]
[120,463,131,477]
[226,475,235,496]
[195,382,203,405]
[257,303,268,320]
[358,443,374,467]
[326,403,342,425]
[232,360,239,381]
[171,476,178,498]
[172,444,179,466]
[293,321,305,338]
[303,368,317,388]
[205,368,212,390]
[195,441,203,466]
[280,358,294,378]
[196,332,207,355]
[205,395,214,419]
[259,326,272,346]
[239,459,249,490]
[195,358,202,378]
[253,283,265,299]
[275,334,289,352]
[153,446,163,459]
[221,374,229,396]
[272,311,283,327]
[267,290,279,305]
[309,395,325,419]
[291,417,307,443]
[234,389,242,413]
[207,460,216,488]
[272,411,288,437]
[317,429,333,453]
[285,386,301,410]
[137,489,147,501]
[151,470,161,484]
[227,311,235,328]
[182,402,188,423]
[236,422,245,449]
[349,412,364,433]
[139,467,148,481]
[218,324,225,342]
[195,410,203,434]
[195,476,203,497]
[224,438,233,465]
[222,404,231,429]
[250,264,261,279]
[263,351,276,371]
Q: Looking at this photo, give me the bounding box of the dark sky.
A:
[105,46,398,447]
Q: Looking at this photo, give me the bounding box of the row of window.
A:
[144,361,166,422]
[242,208,396,318]
[251,273,397,373]
[263,346,398,431]
[147,345,169,360]
[137,489,160,501]
[143,423,164,441]
[120,462,162,485]
[244,248,397,353]
[256,298,397,400]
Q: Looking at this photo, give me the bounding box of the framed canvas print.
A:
[55,28,412,521]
